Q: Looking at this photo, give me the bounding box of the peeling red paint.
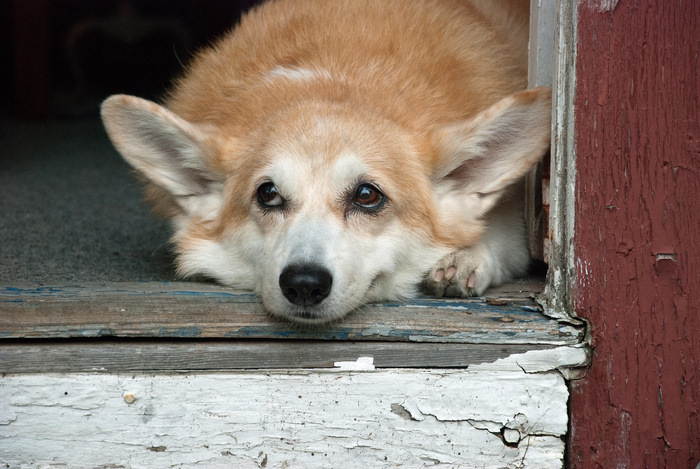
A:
[570,1,700,467]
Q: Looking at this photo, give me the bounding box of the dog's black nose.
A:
[279,264,333,307]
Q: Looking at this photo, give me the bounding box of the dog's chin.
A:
[281,311,338,325]
[263,299,358,326]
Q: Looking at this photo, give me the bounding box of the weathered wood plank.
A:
[0,281,583,344]
[0,340,560,373]
[0,349,581,468]
[542,0,578,321]
[526,0,556,262]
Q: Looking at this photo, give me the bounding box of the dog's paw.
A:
[423,247,491,298]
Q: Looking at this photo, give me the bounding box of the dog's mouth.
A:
[263,293,358,325]
[264,304,344,326]
[287,308,324,322]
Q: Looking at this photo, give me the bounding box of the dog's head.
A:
[101,87,550,323]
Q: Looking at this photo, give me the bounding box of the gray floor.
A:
[0,119,176,282]
[0,119,548,285]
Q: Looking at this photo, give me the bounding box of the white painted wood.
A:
[541,0,579,321]
[334,356,376,370]
[525,0,556,261]
[1,347,586,469]
[529,0,556,88]
[470,345,587,374]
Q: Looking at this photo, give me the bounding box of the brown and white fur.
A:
[101,0,551,324]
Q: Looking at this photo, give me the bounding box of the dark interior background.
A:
[0,0,263,282]
[1,0,263,119]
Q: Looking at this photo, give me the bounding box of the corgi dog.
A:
[101,0,551,324]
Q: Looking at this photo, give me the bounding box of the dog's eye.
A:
[257,182,283,207]
[354,183,385,209]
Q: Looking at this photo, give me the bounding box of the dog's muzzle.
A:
[279,263,333,307]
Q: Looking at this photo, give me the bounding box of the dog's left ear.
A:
[101,95,224,219]
[431,87,551,218]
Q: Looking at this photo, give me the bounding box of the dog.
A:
[101,0,551,324]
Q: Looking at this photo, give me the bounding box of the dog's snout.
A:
[279,264,333,307]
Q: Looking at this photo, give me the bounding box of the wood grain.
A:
[0,280,583,345]
[570,1,700,467]
[543,0,578,320]
[526,0,556,262]
[0,340,559,373]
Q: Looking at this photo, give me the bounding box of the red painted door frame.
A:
[569,0,700,467]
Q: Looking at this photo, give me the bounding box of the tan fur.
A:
[165,0,527,242]
[101,0,550,323]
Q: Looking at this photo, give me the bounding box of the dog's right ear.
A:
[101,95,223,218]
[431,87,552,219]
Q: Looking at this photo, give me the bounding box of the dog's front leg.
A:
[422,194,531,298]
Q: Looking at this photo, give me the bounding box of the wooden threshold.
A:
[0,279,584,373]
[0,280,580,344]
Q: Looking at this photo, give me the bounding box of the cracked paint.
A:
[0,366,577,468]
[570,1,700,466]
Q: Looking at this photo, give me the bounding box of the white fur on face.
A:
[260,216,445,324]
[154,107,451,324]
[220,151,445,324]
[331,152,368,188]
[175,219,261,292]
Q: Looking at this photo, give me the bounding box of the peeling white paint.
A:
[334,356,375,370]
[1,364,574,468]
[408,331,577,345]
[471,345,588,374]
[592,0,619,13]
[0,400,17,425]
[359,324,395,337]
[468,419,504,434]
[503,428,522,445]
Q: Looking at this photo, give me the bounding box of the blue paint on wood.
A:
[166,291,259,300]
[157,326,203,338]
[1,286,64,296]
[0,285,260,302]
[0,281,582,343]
